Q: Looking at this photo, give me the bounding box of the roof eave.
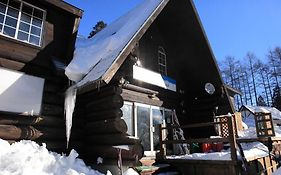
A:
[77,0,170,94]
[43,0,83,17]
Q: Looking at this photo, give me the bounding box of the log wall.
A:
[74,85,143,164]
[0,0,81,152]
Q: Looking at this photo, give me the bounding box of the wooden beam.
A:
[121,88,163,107]
[0,114,64,127]
[0,125,65,140]
[0,57,25,70]
[43,0,83,17]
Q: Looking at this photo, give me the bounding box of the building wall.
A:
[0,0,81,152]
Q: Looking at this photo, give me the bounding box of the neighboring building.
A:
[0,0,82,152]
[240,105,281,126]
[65,0,234,171]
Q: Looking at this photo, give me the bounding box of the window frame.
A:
[158,46,167,75]
[0,0,46,47]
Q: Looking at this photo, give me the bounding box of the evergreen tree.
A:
[88,21,107,38]
[257,95,267,106]
[272,85,281,110]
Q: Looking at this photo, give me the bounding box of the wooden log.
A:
[41,104,64,116]
[85,108,123,121]
[85,144,143,160]
[0,125,65,140]
[86,95,123,112]
[0,114,65,127]
[78,85,122,104]
[122,83,158,95]
[121,88,163,107]
[86,118,127,134]
[86,133,140,145]
[0,57,25,70]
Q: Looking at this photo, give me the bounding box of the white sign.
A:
[133,65,176,92]
[0,68,44,115]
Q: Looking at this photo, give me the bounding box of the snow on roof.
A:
[65,0,164,87]
[242,105,281,120]
[0,139,110,175]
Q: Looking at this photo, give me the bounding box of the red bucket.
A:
[202,143,212,153]
[212,143,224,152]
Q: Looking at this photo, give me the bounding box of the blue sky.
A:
[65,0,281,62]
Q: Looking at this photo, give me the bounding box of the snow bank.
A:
[0,139,110,175]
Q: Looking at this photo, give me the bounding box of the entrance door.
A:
[135,103,165,157]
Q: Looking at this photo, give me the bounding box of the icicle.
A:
[64,85,77,148]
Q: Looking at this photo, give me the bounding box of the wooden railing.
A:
[159,114,238,162]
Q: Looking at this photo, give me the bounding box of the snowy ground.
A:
[166,141,268,161]
[0,139,111,175]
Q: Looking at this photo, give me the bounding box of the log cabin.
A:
[65,0,238,173]
[0,0,82,152]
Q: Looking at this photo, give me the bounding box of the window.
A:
[158,46,167,75]
[0,0,44,46]
[121,102,170,156]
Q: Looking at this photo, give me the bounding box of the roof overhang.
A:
[43,0,83,17]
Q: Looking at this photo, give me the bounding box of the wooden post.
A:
[227,114,238,163]
[159,124,166,159]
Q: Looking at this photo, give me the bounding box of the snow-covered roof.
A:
[65,0,167,89]
[241,105,281,120]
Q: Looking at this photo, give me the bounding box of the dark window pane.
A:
[8,0,20,9]
[0,14,4,23]
[5,16,17,27]
[152,109,163,151]
[21,13,31,23]
[7,7,18,18]
[19,22,29,32]
[3,25,15,37]
[17,31,28,41]
[31,26,40,36]
[29,35,40,45]
[22,4,32,14]
[32,18,42,27]
[0,24,2,32]
[0,0,8,5]
[0,3,6,13]
[33,9,43,19]
[137,106,150,151]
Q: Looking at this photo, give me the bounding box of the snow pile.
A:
[65,0,164,87]
[241,142,268,161]
[0,139,110,175]
[167,152,231,161]
[166,142,268,161]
